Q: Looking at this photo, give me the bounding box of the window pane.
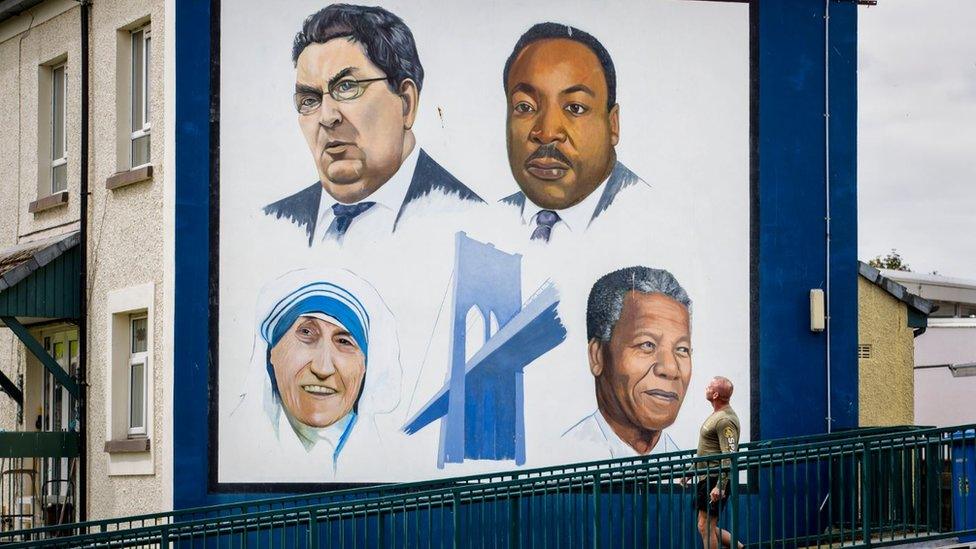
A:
[130,361,145,430]
[144,35,151,122]
[131,317,148,353]
[131,31,144,131]
[52,163,67,192]
[52,66,65,159]
[131,134,150,167]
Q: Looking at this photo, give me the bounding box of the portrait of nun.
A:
[227,268,402,482]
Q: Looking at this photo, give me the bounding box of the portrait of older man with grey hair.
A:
[562,266,692,457]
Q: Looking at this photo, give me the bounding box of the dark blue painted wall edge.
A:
[757,0,858,439]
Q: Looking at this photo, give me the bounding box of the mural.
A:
[217,0,749,485]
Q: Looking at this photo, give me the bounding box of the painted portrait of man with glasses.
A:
[263,4,484,245]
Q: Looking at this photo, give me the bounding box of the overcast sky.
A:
[858,1,976,278]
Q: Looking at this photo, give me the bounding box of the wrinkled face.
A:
[270,316,366,428]
[295,39,414,204]
[506,39,619,210]
[592,292,692,432]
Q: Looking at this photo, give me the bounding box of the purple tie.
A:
[531,210,561,242]
[326,202,375,241]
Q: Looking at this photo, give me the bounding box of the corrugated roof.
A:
[0,231,80,292]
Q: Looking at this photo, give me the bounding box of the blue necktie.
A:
[531,210,561,242]
[325,202,375,241]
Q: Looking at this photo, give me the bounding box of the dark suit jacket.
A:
[499,161,642,227]
[264,149,484,246]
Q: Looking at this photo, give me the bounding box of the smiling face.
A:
[505,38,619,210]
[295,39,418,204]
[269,316,366,428]
[590,292,692,434]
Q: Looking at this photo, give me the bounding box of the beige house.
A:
[0,0,169,527]
[857,262,933,427]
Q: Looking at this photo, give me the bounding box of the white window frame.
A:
[129,25,151,168]
[51,63,67,193]
[127,314,148,437]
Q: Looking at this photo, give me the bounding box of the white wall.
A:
[914,321,976,427]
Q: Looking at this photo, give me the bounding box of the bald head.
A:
[706,376,734,404]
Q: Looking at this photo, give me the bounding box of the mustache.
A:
[526,143,572,166]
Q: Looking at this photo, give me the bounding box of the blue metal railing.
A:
[2,424,972,547]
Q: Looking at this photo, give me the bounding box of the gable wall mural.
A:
[215,0,749,486]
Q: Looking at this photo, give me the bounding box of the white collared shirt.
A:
[563,409,679,459]
[519,171,610,242]
[312,145,421,244]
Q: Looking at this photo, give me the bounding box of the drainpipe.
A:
[78,0,91,522]
[823,0,833,434]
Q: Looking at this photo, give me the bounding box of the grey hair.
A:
[586,266,692,342]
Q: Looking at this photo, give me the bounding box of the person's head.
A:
[269,314,366,428]
[503,23,619,210]
[705,376,734,405]
[260,275,374,428]
[292,4,423,204]
[587,267,692,435]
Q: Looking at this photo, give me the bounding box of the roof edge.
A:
[858,261,934,315]
[0,231,80,292]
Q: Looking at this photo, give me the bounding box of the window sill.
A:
[28,191,69,214]
[106,164,153,190]
[104,437,151,454]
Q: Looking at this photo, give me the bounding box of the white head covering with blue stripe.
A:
[239,268,402,448]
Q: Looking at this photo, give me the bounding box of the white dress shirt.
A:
[562,409,679,459]
[312,146,421,244]
[519,171,611,242]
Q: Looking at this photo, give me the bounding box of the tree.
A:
[868,249,910,272]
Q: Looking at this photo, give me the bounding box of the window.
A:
[128,315,148,436]
[130,26,151,167]
[51,64,67,193]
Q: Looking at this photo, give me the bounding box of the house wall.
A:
[857,277,914,426]
[0,0,168,521]
[0,2,82,435]
[913,321,976,427]
[85,0,167,520]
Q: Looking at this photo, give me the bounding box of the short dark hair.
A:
[292,4,424,93]
[587,267,691,342]
[503,22,616,110]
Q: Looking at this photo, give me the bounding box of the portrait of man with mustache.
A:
[562,267,691,458]
[263,4,484,246]
[500,22,648,243]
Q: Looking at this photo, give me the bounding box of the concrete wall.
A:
[85,0,167,520]
[857,277,914,426]
[0,2,82,431]
[914,321,976,427]
[0,0,167,520]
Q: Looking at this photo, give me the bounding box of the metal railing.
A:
[3,424,973,547]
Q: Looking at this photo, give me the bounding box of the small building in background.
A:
[857,262,933,427]
[882,270,976,427]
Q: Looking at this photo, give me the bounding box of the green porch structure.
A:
[0,231,82,408]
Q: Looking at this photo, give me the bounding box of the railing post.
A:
[308,510,319,549]
[730,454,739,548]
[509,493,520,549]
[861,445,872,546]
[453,491,462,549]
[592,473,601,549]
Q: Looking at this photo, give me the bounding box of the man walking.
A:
[685,376,743,549]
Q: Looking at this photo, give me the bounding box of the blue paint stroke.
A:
[403,232,566,467]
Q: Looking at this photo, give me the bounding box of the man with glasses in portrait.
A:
[264,4,484,245]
